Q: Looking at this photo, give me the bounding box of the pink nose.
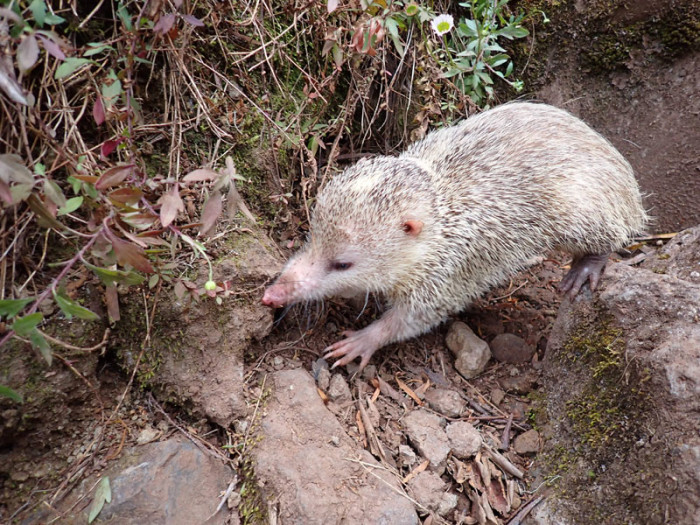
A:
[262,285,285,308]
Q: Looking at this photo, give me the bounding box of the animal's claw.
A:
[559,253,609,299]
[324,329,380,372]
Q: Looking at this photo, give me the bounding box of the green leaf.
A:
[29,329,52,365]
[43,13,65,25]
[495,25,529,39]
[11,312,43,336]
[0,385,23,403]
[43,179,67,208]
[83,43,115,57]
[52,289,100,321]
[28,0,47,26]
[117,4,133,31]
[58,196,83,216]
[55,57,92,80]
[101,78,123,103]
[84,263,146,287]
[506,61,514,76]
[0,298,34,319]
[88,477,112,523]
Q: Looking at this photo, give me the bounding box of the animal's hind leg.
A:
[558,253,609,299]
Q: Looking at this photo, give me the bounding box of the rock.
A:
[491,388,506,406]
[513,429,540,455]
[327,373,352,403]
[399,444,417,467]
[253,369,418,524]
[406,471,457,517]
[541,227,700,525]
[499,369,538,395]
[446,421,483,458]
[446,322,491,379]
[424,388,467,418]
[136,425,160,445]
[403,409,451,471]
[490,334,535,364]
[56,438,236,524]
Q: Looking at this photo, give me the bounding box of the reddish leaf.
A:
[0,180,13,205]
[105,285,120,322]
[182,14,204,27]
[36,33,66,60]
[101,139,123,158]
[160,185,184,228]
[108,187,143,205]
[95,164,134,190]
[199,191,222,236]
[174,280,186,300]
[182,168,219,183]
[107,231,154,273]
[71,174,99,184]
[93,96,105,125]
[154,13,176,34]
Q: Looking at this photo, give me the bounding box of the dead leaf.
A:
[182,168,219,183]
[402,459,429,484]
[327,0,339,13]
[95,164,134,190]
[105,285,120,322]
[106,230,154,273]
[17,34,40,72]
[396,376,423,406]
[199,190,222,236]
[160,184,184,228]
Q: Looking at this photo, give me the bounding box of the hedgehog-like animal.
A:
[263,102,648,370]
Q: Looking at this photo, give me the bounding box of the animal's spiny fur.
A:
[263,102,648,369]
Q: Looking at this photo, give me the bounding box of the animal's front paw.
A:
[324,329,380,372]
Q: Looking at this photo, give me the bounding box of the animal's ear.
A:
[402,219,423,237]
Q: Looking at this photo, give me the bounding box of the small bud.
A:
[204,280,216,291]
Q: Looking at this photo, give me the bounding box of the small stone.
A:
[316,367,331,391]
[136,426,160,445]
[11,470,29,482]
[424,388,467,418]
[327,374,352,403]
[446,421,482,458]
[362,364,378,380]
[438,492,459,518]
[491,388,506,406]
[272,356,285,370]
[499,369,538,395]
[446,322,491,379]
[490,334,536,364]
[399,444,417,467]
[403,409,450,470]
[513,429,540,455]
[406,471,448,512]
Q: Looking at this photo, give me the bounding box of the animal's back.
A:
[396,102,647,308]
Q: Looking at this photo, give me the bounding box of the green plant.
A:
[432,0,530,105]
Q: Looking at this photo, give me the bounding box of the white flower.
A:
[431,14,454,36]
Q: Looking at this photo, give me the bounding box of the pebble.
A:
[424,388,467,418]
[490,333,536,364]
[407,471,457,517]
[446,322,491,379]
[491,388,506,406]
[513,429,541,455]
[403,409,450,470]
[446,421,483,459]
[327,374,352,403]
[499,369,538,395]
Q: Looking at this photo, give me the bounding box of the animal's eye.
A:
[329,261,353,271]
